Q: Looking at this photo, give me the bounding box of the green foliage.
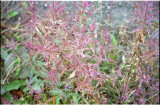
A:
[19,66,30,78]
[1,48,8,60]
[8,11,19,19]
[51,89,63,95]
[31,79,44,93]
[14,97,28,104]
[27,74,38,88]
[108,53,115,60]
[1,1,159,104]
[33,53,38,61]
[14,67,23,78]
[2,35,6,39]
[4,54,16,75]
[22,2,28,8]
[13,32,21,41]
[1,93,13,103]
[56,95,61,104]
[4,80,26,92]
[73,93,79,104]
[110,34,117,46]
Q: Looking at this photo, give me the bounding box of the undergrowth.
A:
[1,1,159,104]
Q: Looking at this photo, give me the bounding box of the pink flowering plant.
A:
[21,1,115,103]
[1,1,159,104]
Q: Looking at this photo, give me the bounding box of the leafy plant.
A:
[8,11,19,19]
[1,1,159,104]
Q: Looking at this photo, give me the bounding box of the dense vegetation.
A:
[1,1,159,104]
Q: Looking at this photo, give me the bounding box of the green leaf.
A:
[15,58,21,65]
[1,48,8,60]
[73,93,80,104]
[56,95,61,105]
[37,69,48,78]
[20,97,28,104]
[4,80,26,91]
[73,95,78,104]
[19,66,31,78]
[22,2,28,8]
[4,54,16,74]
[91,80,98,85]
[83,12,86,17]
[121,64,126,70]
[83,98,89,105]
[99,66,109,71]
[13,32,21,41]
[110,34,117,46]
[51,89,63,95]
[124,99,132,103]
[33,53,38,61]
[27,74,38,88]
[8,11,19,19]
[2,35,6,39]
[31,79,43,93]
[14,67,23,78]
[16,24,20,29]
[13,32,18,37]
[21,59,30,65]
[108,53,114,60]
[63,93,72,104]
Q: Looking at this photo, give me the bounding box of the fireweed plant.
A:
[1,1,159,104]
[128,1,159,104]
[7,1,116,104]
